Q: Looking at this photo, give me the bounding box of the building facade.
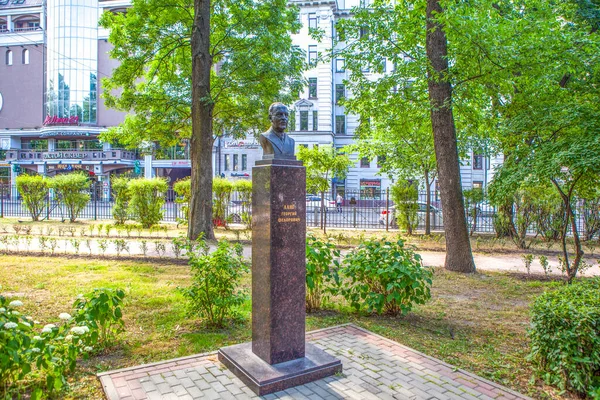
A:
[0,0,497,198]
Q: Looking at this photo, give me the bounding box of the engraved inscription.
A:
[278,203,301,223]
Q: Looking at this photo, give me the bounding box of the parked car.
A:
[379,202,443,227]
[306,194,336,212]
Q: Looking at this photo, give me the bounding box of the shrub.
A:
[306,235,340,312]
[463,187,484,236]
[340,238,432,316]
[213,178,233,227]
[15,174,48,221]
[234,180,252,227]
[127,178,168,228]
[111,176,131,225]
[73,288,125,348]
[49,173,90,223]
[0,295,92,398]
[173,177,191,226]
[178,239,249,327]
[391,181,418,235]
[528,279,600,397]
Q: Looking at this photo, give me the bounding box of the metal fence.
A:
[1,183,596,237]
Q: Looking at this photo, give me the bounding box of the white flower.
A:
[31,348,41,353]
[25,316,33,321]
[0,308,6,313]
[33,336,42,341]
[4,322,18,329]
[11,311,20,316]
[9,300,23,307]
[70,326,88,335]
[59,313,71,320]
[65,335,73,341]
[34,321,40,324]
[77,294,84,299]
[84,346,93,352]
[43,324,56,330]
[41,327,52,333]
[21,322,31,327]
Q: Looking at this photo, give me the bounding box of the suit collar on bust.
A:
[266,128,287,153]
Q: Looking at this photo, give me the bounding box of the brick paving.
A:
[98,324,530,400]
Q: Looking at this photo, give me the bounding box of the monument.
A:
[218,103,342,395]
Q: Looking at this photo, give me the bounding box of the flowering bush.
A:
[0,295,91,398]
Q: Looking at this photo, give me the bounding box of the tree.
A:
[100,0,305,240]
[15,175,48,221]
[49,173,90,223]
[336,0,476,272]
[297,146,353,234]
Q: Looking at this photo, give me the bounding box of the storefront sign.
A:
[40,131,93,138]
[224,140,259,149]
[360,179,381,200]
[43,116,80,126]
[44,152,86,159]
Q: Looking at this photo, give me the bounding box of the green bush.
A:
[49,173,90,223]
[173,177,191,226]
[340,238,432,316]
[111,176,131,225]
[528,279,600,397]
[391,181,418,235]
[213,178,234,227]
[127,178,168,228]
[15,175,48,221]
[73,288,125,349]
[463,187,484,236]
[178,239,249,327]
[306,235,340,312]
[234,180,252,227]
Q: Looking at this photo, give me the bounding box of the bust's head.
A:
[268,103,289,135]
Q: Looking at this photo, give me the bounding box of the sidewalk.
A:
[99,324,531,400]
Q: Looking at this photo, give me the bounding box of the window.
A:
[224,154,230,171]
[289,110,296,131]
[308,78,317,98]
[473,153,483,170]
[312,111,318,131]
[360,157,370,168]
[308,13,317,30]
[233,154,238,171]
[5,50,12,66]
[361,63,370,73]
[241,154,247,171]
[359,26,369,39]
[300,144,308,148]
[473,181,483,189]
[335,59,345,73]
[377,155,386,168]
[335,115,346,134]
[300,111,308,130]
[22,49,29,65]
[27,21,39,29]
[308,45,317,66]
[335,84,345,104]
[381,57,387,72]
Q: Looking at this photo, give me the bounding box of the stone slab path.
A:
[98,324,530,400]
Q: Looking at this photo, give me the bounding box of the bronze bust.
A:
[260,103,295,159]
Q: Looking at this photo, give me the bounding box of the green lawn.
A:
[0,255,568,399]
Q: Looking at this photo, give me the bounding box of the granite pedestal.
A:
[218,158,341,395]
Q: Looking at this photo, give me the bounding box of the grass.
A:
[0,254,575,399]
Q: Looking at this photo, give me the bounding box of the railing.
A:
[0,184,595,238]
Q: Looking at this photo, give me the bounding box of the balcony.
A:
[4,149,138,162]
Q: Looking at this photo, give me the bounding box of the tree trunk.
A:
[188,0,215,241]
[424,169,431,235]
[426,0,475,273]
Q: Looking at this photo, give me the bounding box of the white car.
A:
[306,195,337,212]
[379,202,443,227]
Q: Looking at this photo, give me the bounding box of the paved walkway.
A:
[99,324,530,400]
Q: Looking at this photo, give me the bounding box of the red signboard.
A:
[43,115,80,126]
